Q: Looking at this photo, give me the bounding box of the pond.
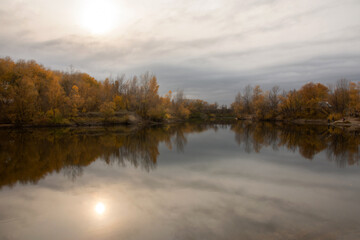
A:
[0,122,359,240]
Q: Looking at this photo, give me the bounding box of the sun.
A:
[80,0,118,35]
[95,202,106,215]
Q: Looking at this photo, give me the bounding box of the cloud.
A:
[0,0,360,104]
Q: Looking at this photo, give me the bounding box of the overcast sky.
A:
[1,0,360,104]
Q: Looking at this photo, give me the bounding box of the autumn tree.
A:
[139,73,163,119]
[8,76,38,123]
[0,57,15,122]
[161,90,172,118]
[173,90,190,119]
[348,81,360,116]
[252,85,267,119]
[279,90,302,118]
[69,85,84,117]
[297,82,329,118]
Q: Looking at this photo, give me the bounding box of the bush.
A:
[148,105,166,121]
[46,108,63,123]
[328,113,342,121]
[100,102,116,120]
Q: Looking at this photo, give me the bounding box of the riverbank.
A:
[235,115,360,130]
[287,117,360,130]
[0,111,141,128]
[2,112,360,131]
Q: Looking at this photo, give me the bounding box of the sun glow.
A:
[80,0,118,34]
[95,202,106,215]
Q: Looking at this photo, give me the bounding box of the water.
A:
[0,122,359,240]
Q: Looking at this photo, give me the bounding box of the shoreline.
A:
[1,116,360,130]
[236,116,360,130]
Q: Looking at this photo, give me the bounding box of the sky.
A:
[0,0,360,104]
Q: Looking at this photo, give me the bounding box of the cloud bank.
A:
[0,0,359,104]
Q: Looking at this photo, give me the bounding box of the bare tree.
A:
[242,85,253,114]
[269,85,280,110]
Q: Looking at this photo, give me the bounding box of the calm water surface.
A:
[0,122,360,240]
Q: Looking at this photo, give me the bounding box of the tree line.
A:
[231,79,360,120]
[0,57,226,124]
[1,57,359,125]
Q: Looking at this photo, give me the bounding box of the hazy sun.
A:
[95,202,106,214]
[81,0,118,34]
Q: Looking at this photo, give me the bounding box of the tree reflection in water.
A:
[231,121,360,167]
[0,122,359,188]
[0,124,212,187]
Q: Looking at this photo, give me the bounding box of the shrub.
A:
[100,102,116,120]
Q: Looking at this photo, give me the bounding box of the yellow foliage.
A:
[46,108,63,123]
[113,95,125,110]
[100,101,116,120]
[148,105,166,121]
[328,113,342,121]
[349,82,360,114]
[177,104,190,119]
